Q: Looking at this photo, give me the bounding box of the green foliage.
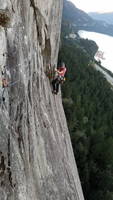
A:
[59,35,113,200]
[0,10,10,27]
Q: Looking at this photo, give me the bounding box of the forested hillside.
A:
[63,0,113,36]
[60,1,113,200]
[89,12,113,25]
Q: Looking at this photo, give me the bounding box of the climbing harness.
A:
[57,75,66,84]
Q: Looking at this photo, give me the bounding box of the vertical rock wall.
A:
[0,0,84,199]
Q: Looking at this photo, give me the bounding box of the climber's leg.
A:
[2,88,5,102]
[52,78,57,93]
[55,82,59,94]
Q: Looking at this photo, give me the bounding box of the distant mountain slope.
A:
[89,12,113,25]
[63,0,93,25]
[63,0,113,36]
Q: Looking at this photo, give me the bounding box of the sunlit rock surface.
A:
[0,0,84,199]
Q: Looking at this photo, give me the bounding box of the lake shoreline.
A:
[78,30,113,72]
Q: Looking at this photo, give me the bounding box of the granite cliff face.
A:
[0,0,84,199]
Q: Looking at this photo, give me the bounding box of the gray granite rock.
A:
[0,0,84,199]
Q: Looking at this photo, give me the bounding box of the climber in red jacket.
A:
[52,62,67,94]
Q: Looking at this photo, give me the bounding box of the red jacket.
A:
[57,67,66,77]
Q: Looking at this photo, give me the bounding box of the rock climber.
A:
[1,78,9,103]
[2,78,8,88]
[52,62,67,94]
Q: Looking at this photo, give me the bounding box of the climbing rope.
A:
[45,64,57,81]
[8,80,20,87]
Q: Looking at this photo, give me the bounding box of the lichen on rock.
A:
[0,9,11,28]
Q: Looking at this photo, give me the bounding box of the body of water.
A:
[78,30,113,72]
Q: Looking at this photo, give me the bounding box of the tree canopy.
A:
[59,36,113,200]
